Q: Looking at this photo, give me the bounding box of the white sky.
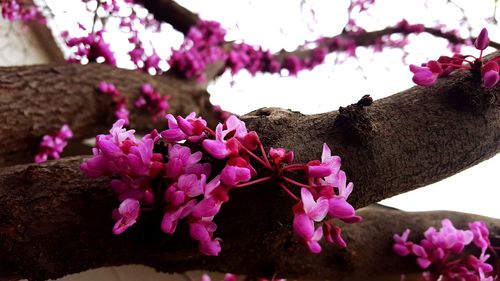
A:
[45,0,500,219]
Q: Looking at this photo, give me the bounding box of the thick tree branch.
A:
[135,0,200,35]
[0,63,216,166]
[0,158,499,280]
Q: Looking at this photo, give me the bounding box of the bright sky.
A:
[45,0,500,219]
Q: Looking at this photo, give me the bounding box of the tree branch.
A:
[135,0,200,35]
[0,63,216,166]
[0,158,498,280]
[274,26,500,62]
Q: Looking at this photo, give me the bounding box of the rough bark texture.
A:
[0,63,216,166]
[1,158,499,280]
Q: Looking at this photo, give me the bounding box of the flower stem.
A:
[281,176,310,188]
[235,176,273,188]
[236,139,272,170]
[279,182,300,201]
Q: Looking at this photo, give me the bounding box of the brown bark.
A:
[0,63,216,166]
[135,0,200,35]
[0,158,499,280]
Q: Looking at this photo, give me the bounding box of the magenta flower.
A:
[468,221,490,252]
[161,112,207,142]
[164,144,211,179]
[220,157,255,187]
[326,171,355,219]
[300,188,329,222]
[203,115,249,159]
[35,124,73,163]
[409,63,442,86]
[293,213,323,253]
[474,28,489,51]
[112,198,140,235]
[393,229,411,256]
[161,199,196,234]
[307,143,341,178]
[269,148,294,164]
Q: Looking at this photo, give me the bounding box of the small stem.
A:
[259,142,271,167]
[281,176,310,188]
[236,139,272,170]
[204,126,216,136]
[279,183,300,201]
[235,176,273,188]
[282,164,307,171]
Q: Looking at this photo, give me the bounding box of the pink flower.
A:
[220,157,254,187]
[409,62,442,86]
[112,198,140,235]
[482,61,499,88]
[269,148,294,165]
[468,221,490,253]
[161,112,207,142]
[165,174,206,207]
[203,115,248,159]
[474,28,489,51]
[322,222,347,248]
[307,143,341,178]
[164,144,211,180]
[161,200,196,234]
[326,171,355,219]
[393,229,411,256]
[35,124,73,163]
[189,220,221,256]
[300,188,328,222]
[293,213,323,253]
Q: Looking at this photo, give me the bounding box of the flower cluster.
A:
[35,124,73,163]
[1,0,45,23]
[63,31,117,66]
[97,81,129,124]
[393,219,495,281]
[409,28,499,88]
[169,20,330,80]
[134,84,170,122]
[169,21,227,81]
[81,113,360,256]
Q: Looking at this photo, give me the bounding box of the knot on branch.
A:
[334,95,374,146]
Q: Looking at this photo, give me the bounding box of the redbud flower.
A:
[35,124,73,163]
[112,198,140,235]
[474,28,489,51]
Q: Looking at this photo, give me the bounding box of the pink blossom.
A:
[134,84,170,122]
[474,28,489,51]
[293,213,323,253]
[161,200,196,234]
[112,198,140,235]
[35,124,73,163]
[161,112,207,142]
[308,143,341,178]
[164,144,211,179]
[393,229,411,256]
[300,188,329,222]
